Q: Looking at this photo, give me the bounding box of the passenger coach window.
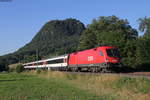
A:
[47,59,63,64]
[37,62,43,65]
[99,51,104,56]
[27,64,32,66]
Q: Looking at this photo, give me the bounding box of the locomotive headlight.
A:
[112,59,118,62]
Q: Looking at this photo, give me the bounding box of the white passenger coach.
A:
[23,55,68,70]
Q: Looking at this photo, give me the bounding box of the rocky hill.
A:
[0,18,85,71]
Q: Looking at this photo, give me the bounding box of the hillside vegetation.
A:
[20,18,85,57]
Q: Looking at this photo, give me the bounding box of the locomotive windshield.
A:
[106,49,120,57]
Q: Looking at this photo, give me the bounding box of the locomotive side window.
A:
[99,51,104,56]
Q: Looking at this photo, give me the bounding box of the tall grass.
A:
[24,70,150,100]
[0,73,114,100]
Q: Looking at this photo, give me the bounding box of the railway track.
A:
[121,72,150,79]
[62,71,150,79]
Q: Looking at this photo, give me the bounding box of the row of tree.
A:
[78,16,150,70]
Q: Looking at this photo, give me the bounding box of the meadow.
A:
[0,71,150,100]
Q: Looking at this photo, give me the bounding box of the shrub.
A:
[9,68,15,72]
[36,68,41,74]
[16,64,24,73]
[66,74,77,80]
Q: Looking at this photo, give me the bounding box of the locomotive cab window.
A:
[99,51,104,56]
[106,49,120,57]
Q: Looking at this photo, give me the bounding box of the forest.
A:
[0,16,150,71]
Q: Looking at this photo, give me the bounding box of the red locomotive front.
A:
[68,46,121,72]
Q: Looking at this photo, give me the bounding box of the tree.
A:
[78,29,97,50]
[135,34,150,70]
[78,16,138,68]
[16,64,24,73]
[136,17,150,70]
[138,17,150,36]
[0,58,7,71]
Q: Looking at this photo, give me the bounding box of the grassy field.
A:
[0,71,150,100]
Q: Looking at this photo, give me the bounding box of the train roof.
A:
[23,54,68,65]
[72,46,117,54]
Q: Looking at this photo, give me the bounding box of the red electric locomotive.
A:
[68,46,121,72]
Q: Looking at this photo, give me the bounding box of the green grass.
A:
[0,73,116,100]
[0,72,150,100]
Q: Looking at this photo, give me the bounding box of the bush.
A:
[16,64,24,73]
[9,68,15,72]
[36,68,41,74]
[66,74,77,80]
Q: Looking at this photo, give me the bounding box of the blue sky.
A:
[0,0,150,56]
